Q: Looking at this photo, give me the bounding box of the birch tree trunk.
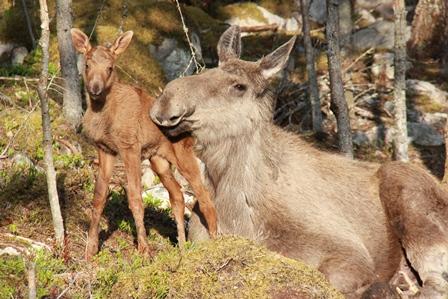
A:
[326,0,353,158]
[38,0,65,246]
[299,0,323,133]
[393,0,409,162]
[56,0,83,128]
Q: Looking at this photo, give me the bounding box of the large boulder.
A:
[352,21,396,51]
[220,3,300,33]
[406,80,448,107]
[407,122,444,146]
[149,33,202,81]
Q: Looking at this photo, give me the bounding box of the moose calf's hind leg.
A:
[150,155,186,245]
[86,149,115,260]
[172,139,217,238]
[121,149,154,256]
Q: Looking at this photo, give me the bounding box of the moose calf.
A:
[71,29,217,260]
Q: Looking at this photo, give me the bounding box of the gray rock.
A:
[406,80,448,106]
[12,153,34,169]
[352,131,370,147]
[421,112,448,130]
[352,21,395,51]
[309,0,326,24]
[356,9,377,28]
[224,4,299,33]
[0,42,15,63]
[11,47,28,65]
[407,122,444,146]
[149,33,202,81]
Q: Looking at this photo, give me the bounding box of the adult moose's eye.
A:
[233,83,247,92]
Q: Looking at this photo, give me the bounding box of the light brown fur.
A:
[150,26,448,298]
[71,29,217,260]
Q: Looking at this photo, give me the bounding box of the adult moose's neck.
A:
[197,124,275,239]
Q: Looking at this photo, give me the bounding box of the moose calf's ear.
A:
[71,28,92,54]
[111,31,134,56]
[217,25,242,65]
[258,36,297,79]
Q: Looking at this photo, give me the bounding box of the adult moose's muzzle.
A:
[150,93,191,136]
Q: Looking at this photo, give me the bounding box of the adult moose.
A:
[70,29,217,260]
[150,26,448,298]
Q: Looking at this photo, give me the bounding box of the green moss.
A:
[109,237,342,299]
[411,95,447,113]
[258,0,296,18]
[218,3,268,23]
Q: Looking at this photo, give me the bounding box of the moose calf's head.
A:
[70,28,133,100]
[150,26,296,140]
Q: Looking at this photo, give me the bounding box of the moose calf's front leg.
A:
[86,149,115,260]
[150,155,186,245]
[121,148,153,256]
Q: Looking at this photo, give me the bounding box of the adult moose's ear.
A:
[217,25,241,65]
[110,31,134,56]
[71,28,92,54]
[258,36,297,79]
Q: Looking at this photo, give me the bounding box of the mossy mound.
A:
[109,237,343,299]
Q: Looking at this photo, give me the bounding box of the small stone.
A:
[142,168,156,189]
[11,47,28,65]
[12,153,34,169]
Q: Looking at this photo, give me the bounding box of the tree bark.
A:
[56,0,83,128]
[299,0,323,133]
[326,0,353,158]
[38,0,65,246]
[393,0,409,162]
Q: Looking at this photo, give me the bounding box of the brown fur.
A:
[70,29,217,260]
[150,26,448,298]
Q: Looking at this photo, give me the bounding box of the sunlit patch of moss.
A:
[218,2,268,23]
[108,237,343,299]
[411,95,447,113]
[258,0,296,18]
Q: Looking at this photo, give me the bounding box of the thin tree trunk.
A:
[442,120,448,184]
[393,0,409,162]
[20,0,36,48]
[326,0,353,158]
[38,0,65,246]
[26,260,37,299]
[299,0,323,133]
[56,0,83,128]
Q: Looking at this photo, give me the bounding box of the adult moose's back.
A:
[70,28,217,260]
[150,26,448,298]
